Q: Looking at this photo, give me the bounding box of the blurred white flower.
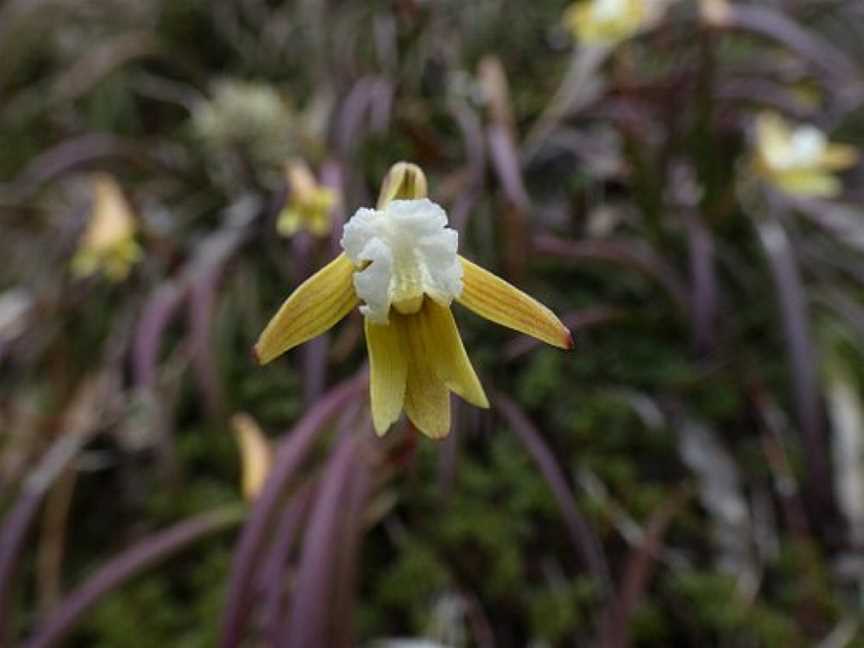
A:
[563,0,672,46]
[753,112,858,198]
[192,79,297,166]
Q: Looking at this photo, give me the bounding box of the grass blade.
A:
[219,373,367,647]
[25,508,243,648]
[494,394,612,601]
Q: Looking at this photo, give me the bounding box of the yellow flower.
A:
[276,160,336,237]
[753,112,858,198]
[70,174,142,281]
[255,162,572,439]
[231,413,274,501]
[563,0,668,45]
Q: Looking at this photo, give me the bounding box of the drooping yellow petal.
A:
[776,170,841,198]
[307,209,333,237]
[84,174,137,249]
[418,299,488,408]
[398,310,451,439]
[457,256,573,350]
[71,174,141,281]
[254,253,358,364]
[755,112,790,157]
[276,208,303,237]
[231,413,273,501]
[821,144,859,170]
[365,318,408,436]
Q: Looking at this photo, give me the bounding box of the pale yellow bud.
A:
[231,413,274,501]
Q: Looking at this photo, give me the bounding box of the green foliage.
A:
[526,578,595,643]
[78,544,230,648]
[668,570,800,647]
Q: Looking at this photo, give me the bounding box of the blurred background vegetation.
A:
[2,0,864,646]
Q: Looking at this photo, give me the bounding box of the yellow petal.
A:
[276,208,303,237]
[457,256,573,350]
[418,300,488,408]
[307,209,333,237]
[254,253,358,364]
[398,310,451,439]
[776,170,841,198]
[70,249,99,278]
[231,413,273,501]
[365,318,408,436]
[821,144,859,170]
[84,174,137,249]
[755,112,791,167]
[285,159,318,198]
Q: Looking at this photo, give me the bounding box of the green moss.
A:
[76,543,230,648]
[526,579,595,643]
[374,538,452,627]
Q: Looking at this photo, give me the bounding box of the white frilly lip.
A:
[340,199,463,324]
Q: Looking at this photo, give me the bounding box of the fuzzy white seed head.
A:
[340,199,463,324]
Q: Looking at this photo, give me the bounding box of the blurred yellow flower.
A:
[753,112,858,198]
[276,160,336,238]
[70,174,142,282]
[231,413,274,501]
[563,0,668,45]
[254,162,572,439]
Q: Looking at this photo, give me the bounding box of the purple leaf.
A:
[488,126,530,280]
[2,134,159,201]
[534,234,690,314]
[448,102,486,233]
[219,373,367,647]
[597,489,689,648]
[685,212,717,356]
[494,394,612,601]
[280,435,362,648]
[728,5,857,84]
[757,219,834,520]
[133,282,187,388]
[0,376,109,642]
[24,508,242,648]
[187,270,224,416]
[302,335,330,408]
[329,439,374,648]
[260,485,317,645]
